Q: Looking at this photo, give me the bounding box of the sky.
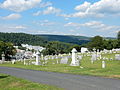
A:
[0,0,120,37]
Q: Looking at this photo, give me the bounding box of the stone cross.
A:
[70,48,79,66]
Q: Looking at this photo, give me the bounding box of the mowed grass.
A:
[0,73,63,90]
[0,52,120,79]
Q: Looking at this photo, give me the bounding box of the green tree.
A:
[103,40,118,50]
[117,31,120,40]
[0,41,16,60]
[42,41,72,55]
[87,36,104,51]
[69,44,81,52]
[117,31,120,48]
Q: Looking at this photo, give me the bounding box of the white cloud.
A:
[59,14,72,18]
[63,0,120,18]
[2,13,21,20]
[75,1,91,11]
[69,29,75,32]
[33,6,61,16]
[65,21,120,31]
[33,20,55,26]
[64,22,80,27]
[39,2,52,8]
[43,6,61,15]
[0,24,27,33]
[88,0,120,14]
[33,11,42,16]
[9,25,26,29]
[0,0,41,12]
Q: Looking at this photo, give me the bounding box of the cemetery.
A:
[0,0,120,89]
[0,47,120,78]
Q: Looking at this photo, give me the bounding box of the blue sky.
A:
[0,0,120,37]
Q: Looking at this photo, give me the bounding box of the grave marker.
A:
[60,57,68,64]
[102,61,105,68]
[35,51,40,65]
[70,48,79,66]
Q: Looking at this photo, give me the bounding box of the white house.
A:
[21,44,45,52]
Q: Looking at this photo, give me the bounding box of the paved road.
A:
[0,67,120,90]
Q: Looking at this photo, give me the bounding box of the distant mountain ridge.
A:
[37,34,90,45]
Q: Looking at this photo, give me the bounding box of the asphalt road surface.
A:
[0,66,120,90]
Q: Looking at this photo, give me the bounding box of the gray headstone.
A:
[60,57,68,64]
[115,54,120,60]
[91,53,97,63]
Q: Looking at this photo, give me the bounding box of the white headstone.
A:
[60,57,68,64]
[2,53,5,62]
[78,55,82,60]
[70,48,79,66]
[115,54,120,60]
[91,53,97,63]
[35,51,40,65]
[12,60,15,64]
[41,54,44,60]
[102,61,105,68]
[57,60,59,64]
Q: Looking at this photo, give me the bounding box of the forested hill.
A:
[0,32,47,46]
[37,35,90,45]
[0,32,116,46]
[0,32,91,45]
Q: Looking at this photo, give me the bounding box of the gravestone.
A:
[91,53,97,63]
[51,56,54,60]
[57,60,59,64]
[41,54,44,60]
[12,60,15,64]
[77,55,82,60]
[70,48,79,66]
[35,51,40,65]
[2,53,5,62]
[60,57,68,64]
[24,58,26,65]
[102,61,105,68]
[115,54,120,60]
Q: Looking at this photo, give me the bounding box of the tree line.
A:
[0,32,47,46]
[0,31,119,59]
[43,31,120,55]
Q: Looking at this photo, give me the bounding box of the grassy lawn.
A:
[0,52,120,79]
[0,73,63,90]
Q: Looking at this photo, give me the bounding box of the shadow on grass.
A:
[0,75,9,79]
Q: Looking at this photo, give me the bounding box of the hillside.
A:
[0,32,91,46]
[37,35,90,45]
[0,32,116,46]
[0,32,47,46]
